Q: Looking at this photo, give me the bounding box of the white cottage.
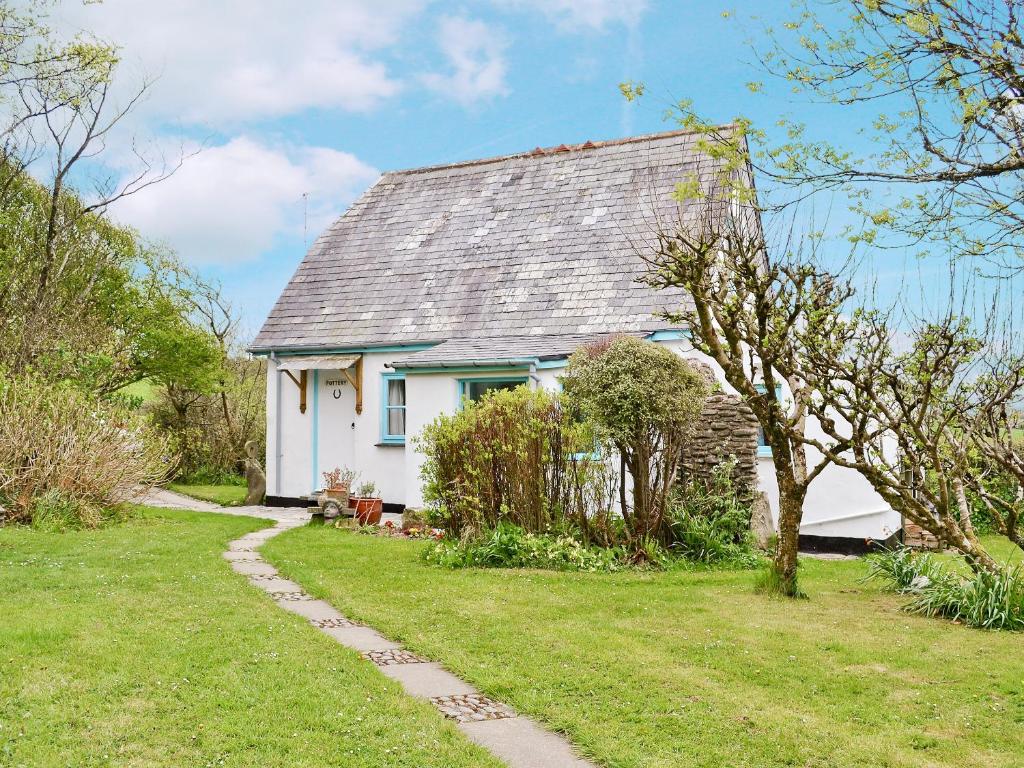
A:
[251,129,900,551]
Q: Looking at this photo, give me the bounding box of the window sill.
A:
[375,441,406,448]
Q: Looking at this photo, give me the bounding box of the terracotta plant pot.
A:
[348,497,383,525]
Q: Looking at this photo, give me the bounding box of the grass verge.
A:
[167,482,249,506]
[0,508,500,767]
[264,529,1024,768]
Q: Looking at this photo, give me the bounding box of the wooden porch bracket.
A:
[283,369,308,414]
[341,356,363,414]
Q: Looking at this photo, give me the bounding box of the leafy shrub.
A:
[423,523,628,572]
[866,548,1024,630]
[668,458,759,566]
[562,335,710,543]
[418,386,614,540]
[0,374,172,527]
[150,357,266,483]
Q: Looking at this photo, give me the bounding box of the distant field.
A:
[119,378,159,403]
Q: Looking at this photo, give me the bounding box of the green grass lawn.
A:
[118,378,160,404]
[0,509,500,768]
[264,530,1024,768]
[167,482,249,506]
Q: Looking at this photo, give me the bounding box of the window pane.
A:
[388,378,405,406]
[387,407,405,436]
[467,380,522,401]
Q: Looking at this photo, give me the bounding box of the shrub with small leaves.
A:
[562,335,709,545]
[423,523,630,572]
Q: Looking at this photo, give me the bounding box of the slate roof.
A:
[388,332,637,369]
[251,127,734,353]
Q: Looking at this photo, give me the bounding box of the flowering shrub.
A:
[0,374,172,528]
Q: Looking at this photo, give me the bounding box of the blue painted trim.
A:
[380,372,406,445]
[399,365,533,375]
[754,382,782,458]
[311,369,320,493]
[534,358,568,369]
[646,329,690,341]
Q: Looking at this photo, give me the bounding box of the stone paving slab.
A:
[279,598,347,623]
[251,577,304,593]
[320,625,402,652]
[222,550,261,562]
[459,716,595,768]
[231,561,279,576]
[378,661,478,698]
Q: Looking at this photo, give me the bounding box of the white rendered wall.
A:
[658,338,898,540]
[268,341,897,540]
[268,352,406,503]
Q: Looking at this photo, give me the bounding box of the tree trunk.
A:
[772,475,806,597]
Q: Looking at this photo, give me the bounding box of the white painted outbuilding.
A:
[252,129,900,550]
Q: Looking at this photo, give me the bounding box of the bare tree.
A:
[961,353,1024,552]
[640,147,854,596]
[0,0,190,387]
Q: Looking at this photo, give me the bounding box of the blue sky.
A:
[50,0,934,334]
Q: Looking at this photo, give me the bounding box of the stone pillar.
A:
[679,393,759,495]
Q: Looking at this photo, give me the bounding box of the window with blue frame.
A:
[381,373,406,444]
[755,382,783,457]
[458,377,529,405]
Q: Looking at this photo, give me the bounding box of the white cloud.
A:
[109,137,379,265]
[495,0,647,31]
[421,16,509,107]
[53,0,424,125]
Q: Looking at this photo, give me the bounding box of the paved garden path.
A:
[140,487,596,768]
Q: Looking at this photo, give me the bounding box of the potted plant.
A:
[321,467,356,504]
[349,480,383,525]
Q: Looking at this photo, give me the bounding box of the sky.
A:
[44,0,954,336]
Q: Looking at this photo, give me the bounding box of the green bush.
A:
[0,374,171,527]
[423,523,628,572]
[668,459,760,567]
[562,335,710,544]
[866,548,1024,630]
[418,386,614,540]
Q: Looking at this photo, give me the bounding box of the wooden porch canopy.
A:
[277,354,362,415]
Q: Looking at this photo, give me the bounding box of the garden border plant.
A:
[561,334,710,556]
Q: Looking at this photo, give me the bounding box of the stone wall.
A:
[680,392,760,495]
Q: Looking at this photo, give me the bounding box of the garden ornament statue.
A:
[243,440,266,506]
